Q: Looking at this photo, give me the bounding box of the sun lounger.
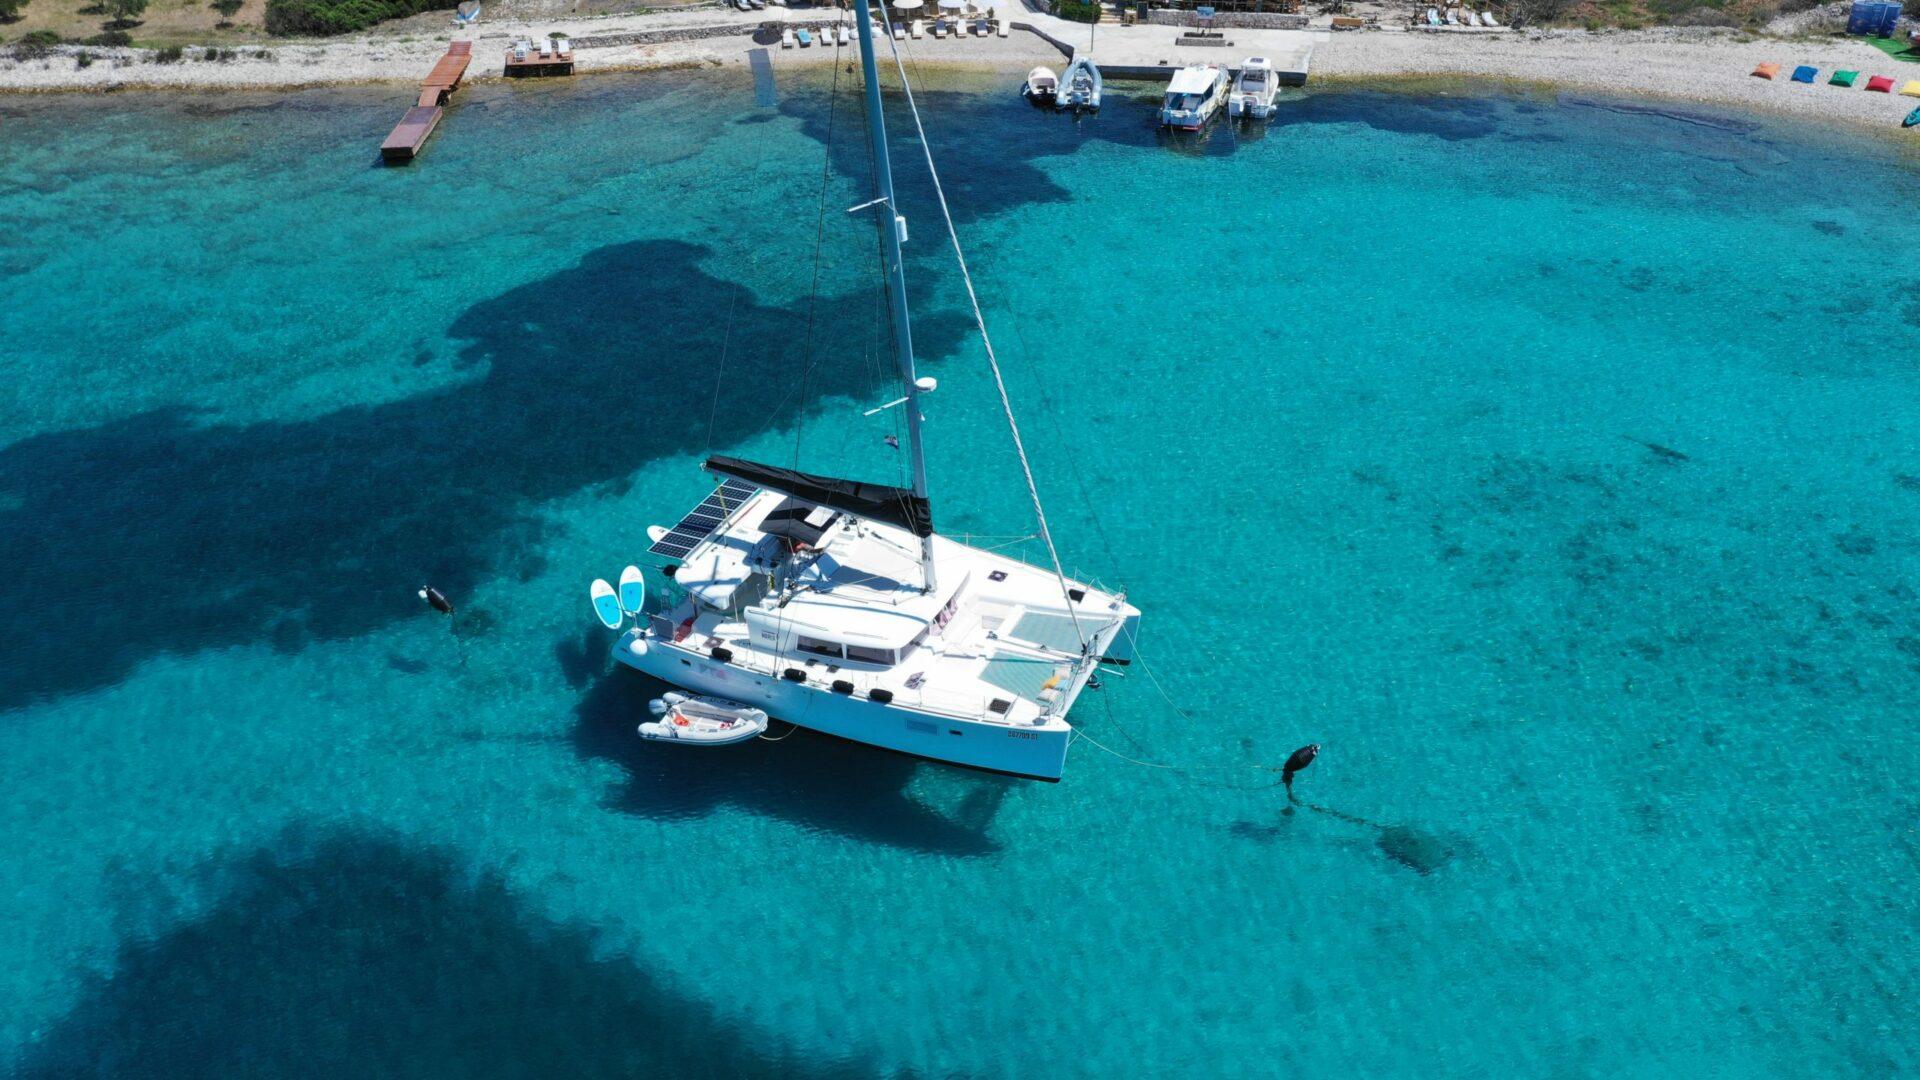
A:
[930,19,944,36]
[1830,69,1858,86]
[997,18,1008,35]
[1751,63,1779,79]
[555,36,569,52]
[910,18,923,37]
[1791,65,1817,83]
[1332,14,1364,28]
[797,27,811,45]
[1480,11,1498,25]
[1902,80,1920,96]
[1868,74,1895,91]
[893,22,905,38]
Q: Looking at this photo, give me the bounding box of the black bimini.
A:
[704,455,933,538]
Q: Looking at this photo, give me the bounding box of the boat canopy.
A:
[1166,66,1220,95]
[706,455,934,537]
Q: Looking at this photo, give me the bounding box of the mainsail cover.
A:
[704,455,933,537]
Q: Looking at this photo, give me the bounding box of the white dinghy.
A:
[639,692,770,746]
[1024,65,1058,102]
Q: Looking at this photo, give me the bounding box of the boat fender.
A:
[711,646,733,663]
[418,586,454,615]
[868,688,893,704]
[831,679,854,695]
[783,668,807,682]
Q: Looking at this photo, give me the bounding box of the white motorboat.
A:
[639,692,770,746]
[1057,55,1101,112]
[1024,65,1059,103]
[590,2,1139,781]
[1228,56,1278,120]
[1159,63,1229,130]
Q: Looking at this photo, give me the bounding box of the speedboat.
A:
[639,692,769,746]
[1228,56,1278,120]
[1159,63,1228,130]
[1057,55,1101,112]
[1024,65,1058,103]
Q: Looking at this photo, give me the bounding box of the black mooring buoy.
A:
[419,586,454,615]
[1281,743,1319,800]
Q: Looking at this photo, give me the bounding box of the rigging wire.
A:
[873,7,1089,651]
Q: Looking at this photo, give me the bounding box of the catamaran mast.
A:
[852,0,938,594]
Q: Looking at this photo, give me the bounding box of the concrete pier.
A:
[1015,12,1318,84]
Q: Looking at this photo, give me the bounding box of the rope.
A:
[875,17,1088,652]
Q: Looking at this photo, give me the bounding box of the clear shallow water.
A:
[2,68,1918,1076]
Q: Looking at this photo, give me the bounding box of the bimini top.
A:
[705,455,932,537]
[1166,65,1222,96]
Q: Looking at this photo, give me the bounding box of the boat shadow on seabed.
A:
[565,634,1010,858]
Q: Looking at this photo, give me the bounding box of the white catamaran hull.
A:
[614,633,1081,780]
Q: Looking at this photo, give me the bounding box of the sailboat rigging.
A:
[588,0,1140,781]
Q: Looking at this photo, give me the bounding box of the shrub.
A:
[1506,0,1569,26]
[76,48,92,64]
[83,28,131,43]
[18,27,57,42]
[1052,0,1100,21]
[210,0,243,12]
[264,0,450,36]
[102,0,146,26]
[153,43,183,60]
[0,0,26,23]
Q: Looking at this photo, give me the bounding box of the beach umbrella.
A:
[938,0,963,10]
[894,0,924,8]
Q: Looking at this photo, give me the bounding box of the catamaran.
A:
[588,0,1139,781]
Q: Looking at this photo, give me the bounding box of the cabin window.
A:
[845,644,893,666]
[795,637,844,659]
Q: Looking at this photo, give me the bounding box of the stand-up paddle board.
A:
[618,565,645,615]
[590,579,622,629]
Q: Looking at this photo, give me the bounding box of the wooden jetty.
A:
[504,38,575,77]
[381,40,472,163]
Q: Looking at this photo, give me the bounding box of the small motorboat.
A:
[1024,65,1059,103]
[1905,106,1920,128]
[639,692,770,746]
[1159,63,1228,130]
[1228,56,1278,120]
[1057,55,1101,112]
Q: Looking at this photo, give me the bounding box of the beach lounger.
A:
[1830,69,1858,86]
[997,18,1008,36]
[1868,74,1895,92]
[555,36,569,53]
[893,22,905,38]
[930,19,944,36]
[797,27,811,45]
[910,18,923,37]
[1751,63,1779,79]
[1482,10,1499,24]
[781,27,794,47]
[1902,80,1920,96]
[1791,65,1817,83]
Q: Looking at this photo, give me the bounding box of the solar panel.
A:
[649,478,758,559]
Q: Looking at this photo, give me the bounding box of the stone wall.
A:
[570,23,755,49]
[1144,9,1308,27]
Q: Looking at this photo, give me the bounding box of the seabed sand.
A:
[3,7,1918,133]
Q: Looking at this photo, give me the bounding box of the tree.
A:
[102,0,147,27]
[1503,0,1566,26]
[0,0,27,24]
[211,0,243,15]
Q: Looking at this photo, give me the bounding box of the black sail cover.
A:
[704,455,933,538]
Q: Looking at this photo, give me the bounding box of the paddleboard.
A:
[590,579,623,629]
[619,565,646,614]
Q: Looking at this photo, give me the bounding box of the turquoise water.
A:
[3,66,1919,1076]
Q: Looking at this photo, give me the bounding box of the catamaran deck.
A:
[648,486,1132,728]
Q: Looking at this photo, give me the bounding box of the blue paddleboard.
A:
[590,579,623,629]
[619,565,646,614]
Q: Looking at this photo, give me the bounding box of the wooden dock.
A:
[381,40,471,163]
[504,40,574,77]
